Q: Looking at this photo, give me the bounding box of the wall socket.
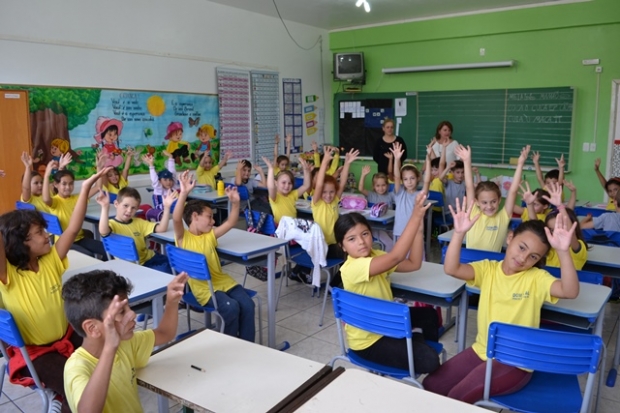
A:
[583,143,589,152]
[590,143,597,151]
[479,48,485,56]
[596,66,603,73]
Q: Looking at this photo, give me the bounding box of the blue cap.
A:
[158,169,173,180]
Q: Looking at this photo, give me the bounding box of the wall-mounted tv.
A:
[333,52,365,84]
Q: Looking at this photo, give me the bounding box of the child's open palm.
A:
[311,140,318,152]
[542,181,563,206]
[59,153,73,170]
[545,211,577,252]
[345,148,360,164]
[413,191,431,220]
[555,153,565,169]
[594,158,601,171]
[163,190,178,208]
[518,145,531,166]
[178,170,196,194]
[454,145,471,162]
[299,157,312,172]
[225,185,240,203]
[390,141,404,160]
[449,196,480,234]
[361,165,371,176]
[21,151,33,168]
[531,151,540,164]
[142,154,154,167]
[564,180,576,193]
[519,181,536,205]
[102,295,128,350]
[166,272,188,306]
[95,189,110,207]
[261,156,273,170]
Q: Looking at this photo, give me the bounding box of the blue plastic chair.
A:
[544,266,603,285]
[575,205,608,218]
[0,310,58,412]
[40,212,63,240]
[166,245,262,344]
[15,201,35,210]
[428,190,452,234]
[226,184,251,215]
[458,247,504,264]
[329,288,445,389]
[475,322,605,413]
[582,229,620,247]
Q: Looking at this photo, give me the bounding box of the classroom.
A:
[1,0,620,412]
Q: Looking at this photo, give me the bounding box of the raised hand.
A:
[384,151,393,160]
[448,161,456,170]
[564,180,576,193]
[163,190,179,208]
[361,165,371,176]
[448,196,480,234]
[21,151,33,168]
[102,295,128,350]
[311,140,318,152]
[299,157,312,172]
[413,191,431,220]
[285,134,292,146]
[519,181,536,205]
[545,210,577,252]
[165,272,188,306]
[45,160,59,176]
[261,156,273,170]
[531,151,541,164]
[225,185,240,203]
[594,158,601,171]
[84,166,113,188]
[142,154,155,167]
[274,134,280,145]
[390,141,404,159]
[95,189,110,207]
[236,160,244,171]
[345,148,360,164]
[518,145,531,166]
[454,145,471,162]
[59,153,73,170]
[542,181,563,206]
[178,170,196,194]
[555,153,565,170]
[253,163,264,176]
[322,147,334,163]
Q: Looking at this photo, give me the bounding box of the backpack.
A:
[370,202,388,218]
[341,195,367,210]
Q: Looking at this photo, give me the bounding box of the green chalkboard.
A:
[336,87,574,167]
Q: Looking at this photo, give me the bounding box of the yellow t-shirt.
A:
[48,194,84,241]
[0,247,68,345]
[468,260,558,360]
[313,152,340,175]
[107,218,158,264]
[466,204,510,252]
[429,178,445,212]
[269,189,299,224]
[196,164,220,188]
[104,176,129,195]
[21,194,49,212]
[341,250,397,351]
[64,330,155,413]
[607,198,615,211]
[176,229,237,305]
[312,196,340,245]
[545,240,587,270]
[520,208,552,222]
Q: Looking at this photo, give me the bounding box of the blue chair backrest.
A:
[427,190,444,208]
[226,184,250,202]
[459,248,504,264]
[582,229,620,247]
[15,201,35,210]
[543,266,603,285]
[294,177,303,189]
[0,309,25,348]
[102,233,140,262]
[166,245,212,281]
[388,183,395,192]
[574,206,607,218]
[487,322,602,375]
[244,210,276,236]
[108,193,118,203]
[331,288,412,340]
[41,212,63,236]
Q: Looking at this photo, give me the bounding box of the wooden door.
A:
[0,90,32,214]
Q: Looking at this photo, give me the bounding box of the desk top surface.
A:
[295,369,487,413]
[390,261,465,299]
[137,330,325,413]
[188,189,228,202]
[62,259,172,303]
[295,200,396,223]
[66,250,102,270]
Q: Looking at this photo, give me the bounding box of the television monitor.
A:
[334,52,365,83]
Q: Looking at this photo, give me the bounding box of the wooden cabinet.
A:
[0,90,32,214]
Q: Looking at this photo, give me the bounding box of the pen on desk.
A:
[191,365,206,372]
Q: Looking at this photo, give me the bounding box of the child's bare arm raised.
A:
[531,151,545,188]
[358,165,371,196]
[519,181,537,220]
[285,134,292,160]
[173,171,195,248]
[556,154,565,186]
[96,189,111,237]
[153,272,188,345]
[272,134,280,165]
[443,197,479,280]
[421,148,432,193]
[392,142,404,194]
[547,211,579,299]
[214,186,240,238]
[121,148,134,181]
[42,160,57,206]
[337,149,360,198]
[505,145,530,218]
[296,157,313,197]
[564,180,577,210]
[155,191,178,233]
[455,145,475,204]
[594,158,607,189]
[20,151,34,202]
[262,156,277,201]
[313,147,333,206]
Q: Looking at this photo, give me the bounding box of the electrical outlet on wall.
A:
[590,143,597,151]
[582,143,590,152]
[595,66,603,73]
[479,48,485,56]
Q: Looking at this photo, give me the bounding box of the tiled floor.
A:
[2,241,620,412]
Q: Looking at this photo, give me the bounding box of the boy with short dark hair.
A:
[441,160,467,214]
[97,187,177,273]
[62,270,187,413]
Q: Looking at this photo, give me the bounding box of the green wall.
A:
[330,0,620,202]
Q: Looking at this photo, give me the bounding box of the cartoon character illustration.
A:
[192,124,217,162]
[49,138,70,174]
[165,121,191,166]
[94,116,124,167]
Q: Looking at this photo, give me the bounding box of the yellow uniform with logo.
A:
[0,248,68,345]
[520,208,551,222]
[466,204,510,252]
[196,164,220,187]
[176,229,237,305]
[104,176,129,195]
[269,189,299,225]
[64,330,155,413]
[107,218,158,264]
[48,195,85,241]
[546,240,587,270]
[312,196,340,245]
[21,194,49,212]
[340,250,397,351]
[468,260,558,360]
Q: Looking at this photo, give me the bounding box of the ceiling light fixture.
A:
[356,0,371,13]
[382,60,516,74]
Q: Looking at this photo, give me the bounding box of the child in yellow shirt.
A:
[264,156,312,225]
[101,147,134,195]
[273,133,292,175]
[196,151,230,188]
[62,270,187,413]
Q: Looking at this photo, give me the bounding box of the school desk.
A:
[293,368,487,413]
[62,259,173,328]
[188,187,229,203]
[390,261,467,351]
[66,250,102,269]
[83,204,117,239]
[136,329,326,413]
[149,228,289,349]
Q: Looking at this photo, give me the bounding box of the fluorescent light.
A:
[364,2,370,12]
[355,0,364,6]
[382,60,516,74]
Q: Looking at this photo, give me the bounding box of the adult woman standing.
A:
[373,118,408,176]
[430,121,459,165]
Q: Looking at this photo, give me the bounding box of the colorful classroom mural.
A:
[1,85,220,179]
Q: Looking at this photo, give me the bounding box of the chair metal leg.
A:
[186,302,191,331]
[254,295,263,345]
[319,269,332,327]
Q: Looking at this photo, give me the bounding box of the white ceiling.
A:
[206,0,574,31]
